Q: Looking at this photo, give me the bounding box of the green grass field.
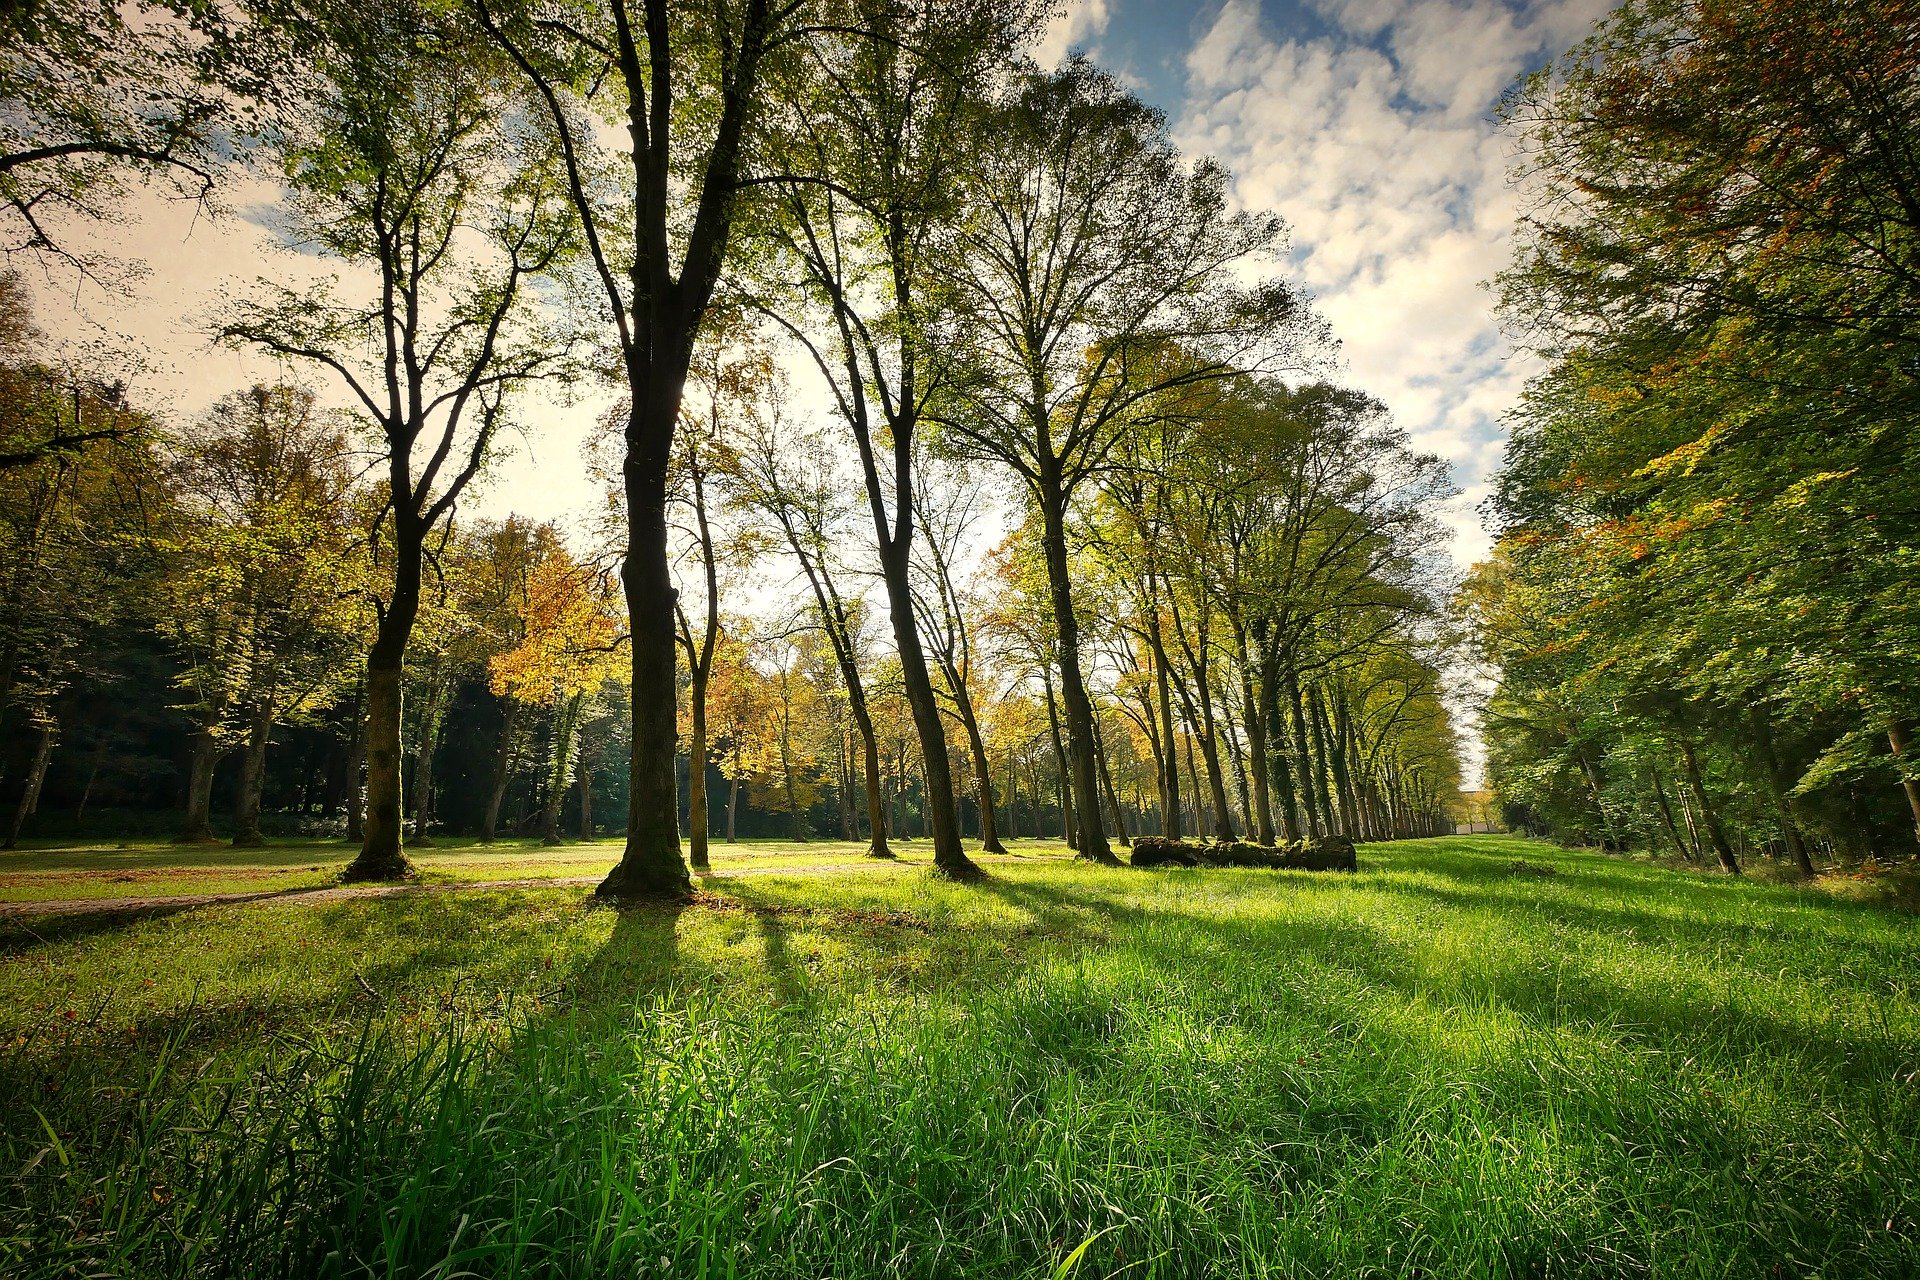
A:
[0,835,1069,905]
[3,835,1915,1278]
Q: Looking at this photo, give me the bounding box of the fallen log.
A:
[1127,835,1356,872]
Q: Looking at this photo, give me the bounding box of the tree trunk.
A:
[1168,600,1235,841]
[1006,750,1019,839]
[231,700,272,847]
[727,772,740,843]
[1576,748,1616,849]
[1042,668,1076,849]
[1889,722,1920,852]
[849,694,892,858]
[1094,718,1130,847]
[1182,732,1204,839]
[176,717,221,843]
[778,691,807,842]
[1036,478,1114,863]
[877,537,976,877]
[408,686,441,848]
[1238,636,1275,844]
[542,692,585,847]
[481,697,522,843]
[344,698,367,844]
[600,464,692,897]
[1147,611,1182,838]
[1678,737,1740,874]
[1224,705,1252,840]
[1310,687,1350,838]
[1257,641,1300,841]
[344,511,424,882]
[4,719,54,849]
[954,687,1007,854]
[1199,717,1235,841]
[1753,712,1814,876]
[75,760,98,824]
[1649,770,1692,861]
[1674,775,1705,861]
[1286,669,1322,836]
[1325,694,1364,840]
[579,760,593,838]
[346,645,410,879]
[687,675,712,869]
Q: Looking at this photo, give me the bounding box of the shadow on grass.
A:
[979,860,1913,1083]
[0,884,358,953]
[540,896,696,1024]
[7,844,1917,1278]
[716,880,814,1011]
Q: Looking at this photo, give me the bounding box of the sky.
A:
[1039,0,1616,566]
[31,0,1615,573]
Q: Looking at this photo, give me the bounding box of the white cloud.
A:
[1176,0,1614,577]
[1033,0,1113,67]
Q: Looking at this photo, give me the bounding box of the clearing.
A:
[2,834,1915,1278]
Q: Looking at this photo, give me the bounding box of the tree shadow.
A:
[714,880,813,1011]
[0,884,358,954]
[538,896,696,1024]
[972,863,1912,1089]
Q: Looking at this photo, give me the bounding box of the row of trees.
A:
[1,0,1465,890]
[1468,0,1920,872]
[0,335,1463,861]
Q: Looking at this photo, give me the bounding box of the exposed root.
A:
[928,856,989,883]
[594,864,694,904]
[337,854,416,884]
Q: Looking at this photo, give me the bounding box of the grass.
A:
[2,834,1915,1278]
[0,835,1064,904]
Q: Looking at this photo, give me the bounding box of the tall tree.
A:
[669,341,767,868]
[1482,0,1920,861]
[478,0,815,898]
[936,62,1311,862]
[162,384,360,848]
[909,449,1008,853]
[224,3,571,879]
[490,545,624,845]
[726,411,893,856]
[750,0,1048,879]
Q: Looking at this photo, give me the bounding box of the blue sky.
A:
[1038,0,1618,565]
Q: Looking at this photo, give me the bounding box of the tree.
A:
[1482,0,1920,863]
[490,547,624,845]
[742,630,829,840]
[749,0,1048,880]
[935,61,1313,862]
[706,625,770,843]
[477,0,816,899]
[0,1,266,286]
[224,3,572,879]
[0,339,163,847]
[448,516,568,842]
[725,406,893,856]
[909,449,1008,853]
[670,341,766,868]
[159,384,361,847]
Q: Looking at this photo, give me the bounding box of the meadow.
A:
[2,835,1915,1278]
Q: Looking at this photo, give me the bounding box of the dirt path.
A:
[0,854,1068,919]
